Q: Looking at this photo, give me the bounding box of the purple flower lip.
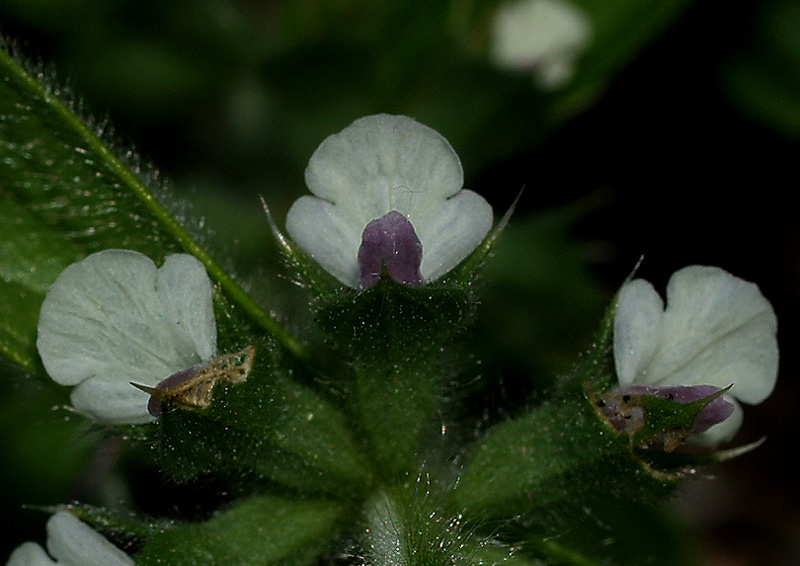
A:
[358,211,424,288]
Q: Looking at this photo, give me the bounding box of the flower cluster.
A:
[34,115,495,424]
[32,116,779,453]
[17,113,782,566]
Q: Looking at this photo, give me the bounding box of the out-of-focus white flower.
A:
[285,114,493,288]
[37,250,217,424]
[5,511,136,566]
[613,265,778,445]
[490,0,592,90]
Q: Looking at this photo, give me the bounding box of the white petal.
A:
[46,512,136,566]
[70,377,153,425]
[285,195,363,287]
[5,542,57,566]
[37,250,177,386]
[303,114,463,227]
[36,250,217,423]
[687,397,744,447]
[156,254,217,362]
[417,189,493,281]
[613,279,665,387]
[612,266,777,446]
[648,266,778,404]
[288,114,493,286]
[491,0,591,75]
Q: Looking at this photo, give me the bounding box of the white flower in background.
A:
[286,114,493,288]
[37,250,217,425]
[490,0,592,90]
[5,511,136,566]
[613,265,778,445]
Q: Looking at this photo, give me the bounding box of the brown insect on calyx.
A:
[132,345,256,417]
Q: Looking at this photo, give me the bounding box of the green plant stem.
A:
[0,47,308,360]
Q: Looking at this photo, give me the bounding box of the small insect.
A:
[594,391,647,436]
[132,345,256,417]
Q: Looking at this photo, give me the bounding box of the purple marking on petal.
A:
[618,384,735,434]
[147,364,204,417]
[358,211,424,288]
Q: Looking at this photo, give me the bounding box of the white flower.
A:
[613,266,778,445]
[5,511,136,566]
[490,0,592,90]
[285,114,493,288]
[36,250,217,425]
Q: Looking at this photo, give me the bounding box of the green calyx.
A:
[316,277,475,478]
[154,340,370,497]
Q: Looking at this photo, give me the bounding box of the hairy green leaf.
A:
[0,44,306,373]
[135,494,346,566]
[451,395,676,521]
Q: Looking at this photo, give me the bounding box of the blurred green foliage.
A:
[722,0,800,137]
[0,0,696,191]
